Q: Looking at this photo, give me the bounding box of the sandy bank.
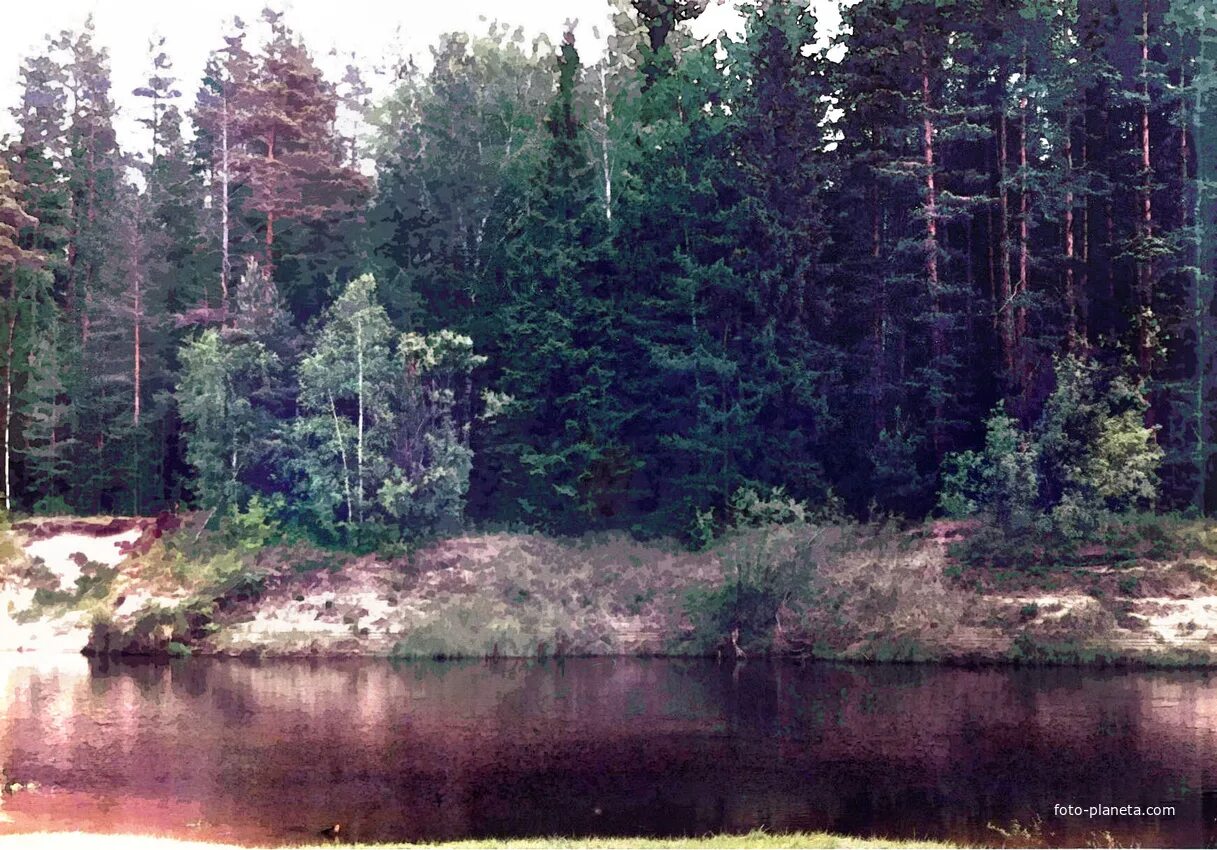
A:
[6,517,1217,665]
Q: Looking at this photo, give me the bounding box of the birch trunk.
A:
[220,92,231,313]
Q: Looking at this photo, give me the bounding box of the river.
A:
[1,656,1214,847]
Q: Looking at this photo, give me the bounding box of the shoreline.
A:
[0,830,956,849]
[8,516,1217,668]
[7,645,1217,670]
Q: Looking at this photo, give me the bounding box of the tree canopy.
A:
[1,0,1213,544]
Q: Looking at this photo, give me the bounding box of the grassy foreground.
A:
[348,832,954,848]
[0,831,955,849]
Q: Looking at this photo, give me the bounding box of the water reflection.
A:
[0,657,1215,847]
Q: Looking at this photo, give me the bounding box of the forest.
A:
[0,0,1214,548]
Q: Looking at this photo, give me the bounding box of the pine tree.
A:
[721,2,840,501]
[6,50,72,512]
[480,30,627,528]
[192,21,256,314]
[0,160,43,511]
[231,9,369,318]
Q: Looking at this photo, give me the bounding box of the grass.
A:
[13,510,1217,667]
[0,832,956,850]
[332,832,956,849]
[0,832,954,842]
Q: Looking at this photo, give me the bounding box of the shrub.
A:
[869,414,934,517]
[220,494,287,552]
[30,495,72,515]
[939,354,1161,545]
[684,486,821,654]
[0,515,25,577]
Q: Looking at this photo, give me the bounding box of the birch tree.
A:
[295,274,395,536]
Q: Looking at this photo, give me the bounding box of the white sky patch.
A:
[0,1,841,157]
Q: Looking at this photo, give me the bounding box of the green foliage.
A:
[31,495,73,515]
[165,641,192,658]
[684,486,819,654]
[938,450,982,520]
[1036,357,1162,536]
[27,560,118,613]
[870,417,935,517]
[86,596,218,657]
[292,275,482,543]
[1006,634,1120,666]
[688,506,717,552]
[857,636,934,664]
[940,355,1162,543]
[388,598,530,660]
[177,329,283,511]
[0,513,18,567]
[220,495,288,552]
[942,409,1040,533]
[1,0,1211,540]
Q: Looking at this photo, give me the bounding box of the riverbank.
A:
[0,830,955,849]
[6,513,1217,665]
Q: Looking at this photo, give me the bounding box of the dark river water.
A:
[2,657,1217,847]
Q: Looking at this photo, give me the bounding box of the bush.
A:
[939,354,1161,544]
[220,495,287,552]
[684,486,820,654]
[27,561,118,612]
[30,495,72,515]
[869,413,934,517]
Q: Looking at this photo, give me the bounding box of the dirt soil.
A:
[207,533,719,657]
[0,518,146,653]
[6,517,1217,663]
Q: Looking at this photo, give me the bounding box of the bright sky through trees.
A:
[0,0,827,152]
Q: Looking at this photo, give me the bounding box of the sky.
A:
[0,0,842,157]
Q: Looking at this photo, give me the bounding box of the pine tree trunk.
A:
[133,272,142,428]
[1017,43,1029,379]
[921,41,944,456]
[1102,101,1115,313]
[871,181,886,435]
[998,109,1014,381]
[83,118,97,347]
[1137,0,1155,383]
[1064,109,1077,346]
[1080,113,1090,344]
[2,296,15,513]
[1186,54,1210,512]
[986,207,995,305]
